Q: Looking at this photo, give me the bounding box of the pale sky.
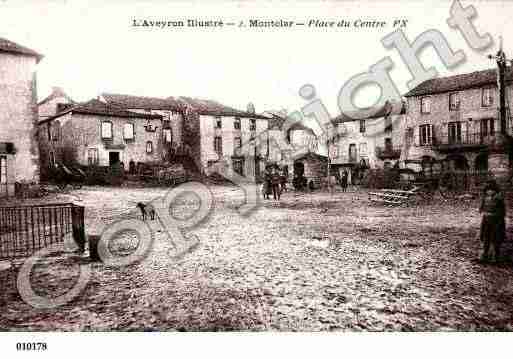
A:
[1,0,513,119]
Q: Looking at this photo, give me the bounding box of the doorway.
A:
[109,152,120,166]
[448,121,462,144]
[293,161,305,177]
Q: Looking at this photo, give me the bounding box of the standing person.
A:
[341,170,348,192]
[478,179,506,263]
[271,168,281,200]
[263,167,272,200]
[280,168,288,193]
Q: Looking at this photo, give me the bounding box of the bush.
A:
[84,166,108,185]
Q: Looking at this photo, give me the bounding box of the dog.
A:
[136,202,156,221]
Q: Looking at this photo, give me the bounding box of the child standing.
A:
[479,179,506,263]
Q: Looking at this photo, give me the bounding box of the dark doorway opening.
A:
[294,161,304,177]
[109,152,120,166]
[475,152,488,171]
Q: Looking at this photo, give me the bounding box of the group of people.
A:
[262,167,287,201]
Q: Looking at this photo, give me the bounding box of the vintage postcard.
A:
[0,0,512,357]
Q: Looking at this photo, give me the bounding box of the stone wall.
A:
[0,52,39,195]
[38,92,73,120]
[199,115,268,178]
[331,114,405,169]
[403,85,513,172]
[39,112,162,173]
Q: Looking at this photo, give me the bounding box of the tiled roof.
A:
[174,96,269,119]
[39,99,162,124]
[262,111,316,134]
[101,93,184,111]
[262,111,287,130]
[331,100,405,124]
[294,151,328,162]
[404,68,513,97]
[102,93,269,120]
[0,37,43,62]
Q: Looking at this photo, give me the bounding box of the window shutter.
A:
[415,126,420,146]
[461,121,468,143]
[430,124,435,145]
[441,123,448,144]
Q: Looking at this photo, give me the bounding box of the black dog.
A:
[136,202,155,221]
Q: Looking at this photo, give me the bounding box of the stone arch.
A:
[443,153,469,171]
[474,152,489,172]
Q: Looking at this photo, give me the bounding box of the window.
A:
[146,141,153,154]
[234,136,242,149]
[384,138,393,150]
[480,118,495,137]
[163,128,172,144]
[482,88,494,107]
[250,119,256,131]
[359,120,366,133]
[0,156,7,184]
[101,121,113,139]
[348,143,357,162]
[49,151,56,168]
[359,142,367,155]
[215,117,222,129]
[448,122,462,144]
[214,136,223,155]
[87,148,99,165]
[406,127,414,145]
[449,93,460,111]
[233,158,244,176]
[420,97,431,114]
[51,121,61,141]
[123,123,134,140]
[234,118,241,130]
[419,124,433,146]
[385,116,392,133]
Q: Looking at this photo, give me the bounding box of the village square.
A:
[1,0,513,332]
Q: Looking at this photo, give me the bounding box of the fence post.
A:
[71,205,85,253]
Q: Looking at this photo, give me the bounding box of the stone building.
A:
[189,98,269,179]
[330,100,406,184]
[0,37,43,197]
[38,86,75,121]
[402,68,513,176]
[102,94,271,179]
[264,111,318,179]
[100,93,185,156]
[37,99,163,179]
[293,152,328,187]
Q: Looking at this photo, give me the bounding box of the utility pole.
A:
[488,36,509,136]
[486,35,512,183]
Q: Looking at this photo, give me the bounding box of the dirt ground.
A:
[1,183,513,331]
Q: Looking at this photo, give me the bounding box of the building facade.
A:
[37,99,163,179]
[198,109,269,179]
[102,94,272,179]
[0,38,42,197]
[38,86,75,121]
[402,68,513,176]
[263,111,319,180]
[330,101,406,183]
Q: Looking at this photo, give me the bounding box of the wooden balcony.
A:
[432,131,504,152]
[375,145,401,159]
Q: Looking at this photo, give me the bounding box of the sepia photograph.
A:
[0,0,512,357]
